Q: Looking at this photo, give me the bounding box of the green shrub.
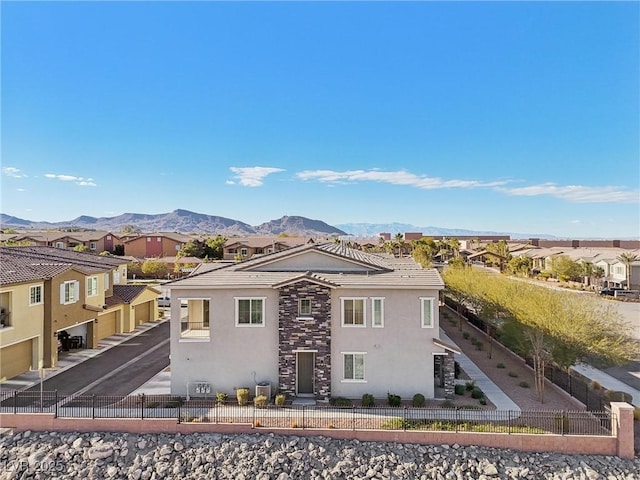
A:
[361,393,375,408]
[465,380,476,391]
[329,397,352,407]
[496,362,505,369]
[519,381,530,388]
[275,394,286,406]
[475,341,484,351]
[454,384,466,395]
[590,381,601,390]
[441,400,455,409]
[471,387,484,399]
[479,397,487,405]
[381,418,411,430]
[462,331,470,339]
[216,392,228,404]
[236,388,250,406]
[387,393,402,407]
[604,390,633,403]
[253,395,268,407]
[508,371,519,378]
[412,393,426,408]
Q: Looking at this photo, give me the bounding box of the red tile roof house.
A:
[167,243,459,402]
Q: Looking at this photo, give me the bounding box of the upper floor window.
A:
[87,277,98,297]
[240,248,248,256]
[157,237,161,242]
[235,298,265,326]
[341,298,365,327]
[420,297,435,328]
[299,298,312,316]
[29,285,43,306]
[180,299,210,340]
[104,272,110,290]
[89,242,97,250]
[371,298,384,327]
[60,281,79,305]
[147,237,151,242]
[106,235,111,240]
[113,270,121,285]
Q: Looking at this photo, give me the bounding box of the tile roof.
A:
[112,285,149,304]
[170,243,443,290]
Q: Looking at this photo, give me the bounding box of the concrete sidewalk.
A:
[0,320,167,392]
[440,329,520,411]
[572,363,640,407]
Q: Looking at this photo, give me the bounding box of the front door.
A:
[297,352,314,395]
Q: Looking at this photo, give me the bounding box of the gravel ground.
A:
[1,430,639,480]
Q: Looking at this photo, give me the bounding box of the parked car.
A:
[157,296,171,307]
[599,287,625,296]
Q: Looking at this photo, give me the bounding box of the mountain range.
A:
[0,209,554,239]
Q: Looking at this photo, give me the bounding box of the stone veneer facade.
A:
[443,352,456,399]
[278,281,332,398]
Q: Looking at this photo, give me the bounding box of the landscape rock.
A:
[0,431,637,480]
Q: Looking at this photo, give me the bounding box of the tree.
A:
[617,253,639,288]
[484,240,511,271]
[507,256,533,277]
[141,259,168,279]
[394,233,405,257]
[72,244,90,253]
[121,224,142,235]
[204,235,226,259]
[411,239,436,268]
[550,255,582,282]
[178,240,204,258]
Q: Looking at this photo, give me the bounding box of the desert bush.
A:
[508,371,519,378]
[519,381,530,388]
[361,393,375,408]
[462,331,470,340]
[387,393,402,407]
[253,395,268,407]
[236,388,250,406]
[412,393,426,408]
[454,384,465,395]
[479,397,487,405]
[465,380,476,391]
[496,362,505,369]
[216,392,228,404]
[329,397,352,407]
[275,394,286,406]
[471,387,484,399]
[604,390,633,403]
[590,381,601,390]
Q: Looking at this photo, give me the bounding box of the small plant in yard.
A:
[471,387,484,399]
[474,341,484,351]
[479,397,487,405]
[387,393,402,407]
[361,393,375,408]
[454,384,466,395]
[326,422,335,429]
[519,381,530,388]
[216,392,228,404]
[275,394,286,406]
[329,397,352,407]
[465,380,476,391]
[253,420,261,428]
[590,381,601,390]
[496,362,505,369]
[412,393,426,408]
[462,331,470,340]
[290,421,299,428]
[254,395,268,407]
[508,371,519,378]
[236,388,250,406]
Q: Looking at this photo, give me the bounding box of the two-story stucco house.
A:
[168,243,458,402]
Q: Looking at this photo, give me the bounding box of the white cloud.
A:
[16,188,26,192]
[44,173,97,187]
[2,167,27,178]
[296,168,639,205]
[499,183,639,204]
[228,166,285,187]
[296,168,507,190]
[570,219,581,224]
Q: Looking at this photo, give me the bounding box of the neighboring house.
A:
[222,236,314,260]
[123,232,194,258]
[0,246,159,379]
[630,262,640,291]
[168,243,459,402]
[4,231,123,253]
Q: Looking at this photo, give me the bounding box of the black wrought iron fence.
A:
[0,390,614,437]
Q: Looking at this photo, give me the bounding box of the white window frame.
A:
[342,352,366,382]
[60,280,79,305]
[55,242,65,249]
[298,298,312,317]
[420,297,435,328]
[341,297,366,327]
[104,272,110,291]
[89,242,97,250]
[86,276,98,297]
[235,297,266,327]
[157,237,161,242]
[29,285,43,306]
[147,237,151,242]
[240,248,248,256]
[371,297,384,328]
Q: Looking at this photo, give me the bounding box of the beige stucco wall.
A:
[170,287,279,398]
[0,281,45,371]
[330,287,442,400]
[170,284,444,400]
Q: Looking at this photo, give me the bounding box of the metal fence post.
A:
[54,391,58,418]
[302,405,305,430]
[92,394,96,419]
[403,407,407,431]
[141,394,145,420]
[13,390,17,414]
[455,407,459,433]
[177,403,181,424]
[352,406,355,431]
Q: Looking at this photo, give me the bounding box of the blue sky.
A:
[2,1,639,238]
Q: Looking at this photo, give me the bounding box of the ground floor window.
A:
[342,352,366,381]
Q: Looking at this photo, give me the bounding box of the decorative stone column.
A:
[443,352,456,399]
[278,280,331,398]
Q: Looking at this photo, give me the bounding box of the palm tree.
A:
[394,233,404,257]
[617,253,639,289]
